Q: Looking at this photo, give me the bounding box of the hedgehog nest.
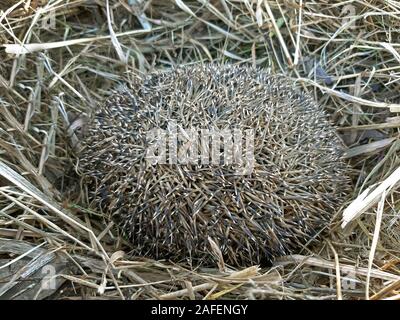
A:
[78,64,351,267]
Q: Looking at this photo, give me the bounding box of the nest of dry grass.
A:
[0,0,399,300]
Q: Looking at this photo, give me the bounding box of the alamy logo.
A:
[341,270,357,290]
[41,265,56,290]
[41,9,56,30]
[341,4,357,30]
[145,121,255,175]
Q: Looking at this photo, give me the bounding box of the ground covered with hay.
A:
[0,0,399,300]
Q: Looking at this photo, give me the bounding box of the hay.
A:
[0,0,399,299]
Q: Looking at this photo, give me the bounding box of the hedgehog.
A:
[77,64,351,267]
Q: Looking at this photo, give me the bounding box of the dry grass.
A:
[0,0,399,300]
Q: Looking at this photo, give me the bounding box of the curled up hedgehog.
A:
[77,64,351,267]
